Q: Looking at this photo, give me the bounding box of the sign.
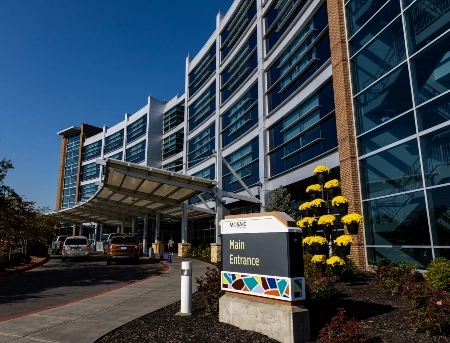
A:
[221,212,305,301]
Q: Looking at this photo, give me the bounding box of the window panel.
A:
[420,125,450,187]
[107,151,123,161]
[188,44,216,98]
[125,140,146,164]
[126,115,147,144]
[163,105,185,133]
[162,158,183,173]
[427,184,450,247]
[104,130,124,154]
[81,162,100,181]
[188,124,215,168]
[82,140,102,162]
[366,247,432,270]
[188,83,216,132]
[222,83,258,147]
[163,131,184,160]
[405,0,450,54]
[410,33,450,106]
[79,183,99,201]
[350,18,406,93]
[416,91,450,132]
[358,112,416,155]
[354,64,413,134]
[360,139,422,199]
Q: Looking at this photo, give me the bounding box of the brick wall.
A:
[327,0,366,269]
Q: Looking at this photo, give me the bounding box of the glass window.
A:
[410,33,450,105]
[82,140,102,161]
[222,83,258,147]
[104,130,124,154]
[404,0,450,54]
[125,140,146,164]
[358,112,416,155]
[350,18,406,93]
[364,190,430,246]
[107,151,123,161]
[223,139,259,193]
[221,31,257,103]
[163,105,184,133]
[162,131,184,160]
[354,64,412,134]
[220,0,257,61]
[267,33,331,113]
[79,183,99,201]
[420,125,450,187]
[427,184,450,247]
[360,139,422,199]
[268,82,337,176]
[348,1,401,51]
[188,124,215,168]
[416,91,450,132]
[126,115,147,144]
[366,247,432,270]
[81,162,100,181]
[188,83,216,132]
[264,0,313,54]
[162,158,183,172]
[188,44,216,98]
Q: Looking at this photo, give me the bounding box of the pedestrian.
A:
[168,237,174,255]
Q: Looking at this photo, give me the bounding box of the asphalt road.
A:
[0,253,165,321]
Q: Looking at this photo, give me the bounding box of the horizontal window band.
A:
[229,118,253,136]
[227,45,255,75]
[221,49,256,91]
[268,111,334,153]
[223,97,252,119]
[280,104,322,133]
[222,101,257,133]
[278,58,319,94]
[281,137,322,160]
[227,67,252,91]
[278,28,317,70]
[263,0,304,38]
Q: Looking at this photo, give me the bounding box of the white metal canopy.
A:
[50,159,217,225]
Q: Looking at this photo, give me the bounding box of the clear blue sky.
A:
[0,0,233,210]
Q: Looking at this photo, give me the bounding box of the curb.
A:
[0,255,49,278]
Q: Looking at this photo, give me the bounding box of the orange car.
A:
[106,236,140,265]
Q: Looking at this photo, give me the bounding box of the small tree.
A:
[263,186,297,219]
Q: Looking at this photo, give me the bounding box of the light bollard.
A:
[176,261,192,316]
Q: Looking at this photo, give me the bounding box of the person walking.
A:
[168,237,174,255]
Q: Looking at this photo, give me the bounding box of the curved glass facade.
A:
[346,0,450,267]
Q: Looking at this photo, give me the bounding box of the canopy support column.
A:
[143,214,148,256]
[132,217,136,237]
[181,202,188,243]
[121,219,125,234]
[155,212,160,243]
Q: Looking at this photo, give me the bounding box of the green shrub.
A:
[409,287,450,336]
[318,308,365,343]
[426,257,450,291]
[196,266,224,314]
[306,277,339,302]
[340,257,360,281]
[374,258,418,295]
[27,240,49,257]
[303,253,322,277]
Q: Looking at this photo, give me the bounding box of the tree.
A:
[263,186,298,219]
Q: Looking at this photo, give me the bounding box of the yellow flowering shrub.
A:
[311,255,326,264]
[334,235,354,246]
[324,179,341,189]
[318,214,336,226]
[326,256,345,266]
[331,196,349,207]
[298,202,312,211]
[313,165,331,175]
[341,213,364,225]
[304,236,328,246]
[297,217,317,228]
[310,198,326,208]
[306,184,322,193]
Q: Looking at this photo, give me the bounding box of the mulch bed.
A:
[96,271,450,343]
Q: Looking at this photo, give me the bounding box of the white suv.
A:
[61,236,91,261]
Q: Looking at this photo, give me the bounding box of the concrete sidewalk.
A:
[0,256,211,343]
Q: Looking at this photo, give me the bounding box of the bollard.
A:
[176,261,192,316]
[145,248,148,257]
[151,248,155,258]
[167,252,172,263]
[159,248,164,261]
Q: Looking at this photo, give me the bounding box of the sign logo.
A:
[229,221,247,228]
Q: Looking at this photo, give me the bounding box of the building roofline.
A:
[57,126,81,136]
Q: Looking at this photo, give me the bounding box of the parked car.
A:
[51,235,70,255]
[106,236,140,265]
[103,233,128,254]
[61,236,91,261]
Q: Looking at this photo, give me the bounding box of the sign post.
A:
[218,212,309,343]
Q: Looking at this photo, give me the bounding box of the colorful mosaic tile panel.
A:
[221,272,305,301]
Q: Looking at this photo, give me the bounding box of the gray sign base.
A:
[219,294,310,343]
